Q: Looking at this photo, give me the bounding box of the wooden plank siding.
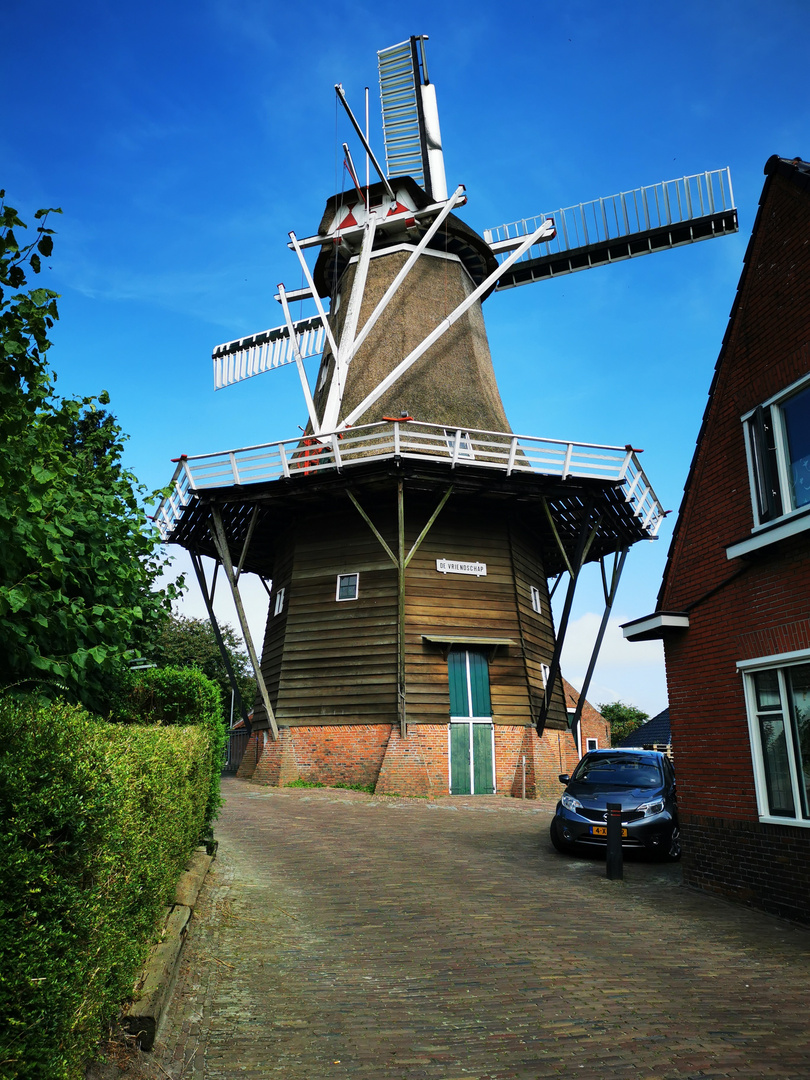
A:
[507,520,569,730]
[402,496,566,729]
[256,487,567,731]
[253,530,294,727]
[272,505,399,726]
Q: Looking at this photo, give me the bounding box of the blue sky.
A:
[6,0,810,715]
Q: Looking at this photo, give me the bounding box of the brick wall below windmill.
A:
[236,722,584,799]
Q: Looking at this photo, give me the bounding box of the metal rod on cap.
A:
[335,83,395,200]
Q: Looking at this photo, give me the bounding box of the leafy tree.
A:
[150,615,256,725]
[598,700,649,744]
[0,191,181,712]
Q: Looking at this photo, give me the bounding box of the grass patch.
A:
[283,779,376,793]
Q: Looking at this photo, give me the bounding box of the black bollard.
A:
[606,801,623,880]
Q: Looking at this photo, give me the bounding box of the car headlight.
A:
[637,798,665,817]
[561,794,583,812]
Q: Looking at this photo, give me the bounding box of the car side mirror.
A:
[558,774,570,784]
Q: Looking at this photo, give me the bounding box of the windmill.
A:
[157,36,737,795]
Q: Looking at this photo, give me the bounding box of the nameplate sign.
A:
[436,559,487,577]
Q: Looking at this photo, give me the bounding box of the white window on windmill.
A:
[541,663,551,688]
[444,428,475,462]
[274,587,286,616]
[530,586,542,613]
[336,573,359,601]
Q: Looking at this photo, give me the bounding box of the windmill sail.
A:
[378,37,447,201]
[212,315,325,390]
[485,168,737,290]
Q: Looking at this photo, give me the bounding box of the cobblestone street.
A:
[149,778,810,1079]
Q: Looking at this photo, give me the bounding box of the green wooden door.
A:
[450,721,472,795]
[472,723,495,795]
[448,648,495,794]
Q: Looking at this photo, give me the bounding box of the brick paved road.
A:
[150,779,810,1079]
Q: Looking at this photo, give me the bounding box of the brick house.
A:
[563,679,611,756]
[622,156,810,923]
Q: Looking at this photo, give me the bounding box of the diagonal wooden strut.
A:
[208,505,279,740]
[346,482,453,738]
[536,499,602,736]
[568,546,629,748]
[189,549,252,733]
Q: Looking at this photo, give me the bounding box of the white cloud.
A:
[560,612,667,718]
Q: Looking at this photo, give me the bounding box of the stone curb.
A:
[121,846,213,1051]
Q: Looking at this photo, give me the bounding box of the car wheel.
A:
[549,816,574,854]
[665,825,681,861]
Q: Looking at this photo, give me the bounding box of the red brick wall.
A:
[681,811,810,924]
[238,721,580,800]
[656,162,810,916]
[660,166,810,825]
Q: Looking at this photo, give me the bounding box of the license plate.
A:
[590,825,628,837]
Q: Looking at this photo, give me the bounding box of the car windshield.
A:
[572,755,662,788]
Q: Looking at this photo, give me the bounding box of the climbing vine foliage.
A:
[0,191,180,710]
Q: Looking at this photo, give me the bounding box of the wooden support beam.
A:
[189,550,252,732]
[536,500,602,736]
[208,505,279,740]
[397,478,406,739]
[346,489,398,566]
[404,486,453,568]
[569,546,629,745]
[235,505,260,584]
[346,482,453,740]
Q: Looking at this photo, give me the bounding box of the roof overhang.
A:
[165,456,657,580]
[621,611,690,642]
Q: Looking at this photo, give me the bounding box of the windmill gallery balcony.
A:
[155,418,665,577]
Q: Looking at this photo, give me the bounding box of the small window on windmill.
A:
[444,429,475,461]
[541,664,550,688]
[530,586,542,613]
[274,587,285,616]
[336,573,359,601]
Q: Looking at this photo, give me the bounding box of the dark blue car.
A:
[550,748,680,860]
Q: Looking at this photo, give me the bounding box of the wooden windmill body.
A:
[158,37,738,795]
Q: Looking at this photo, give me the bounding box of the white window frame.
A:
[734,374,810,556]
[586,737,599,752]
[530,586,542,614]
[335,572,359,602]
[541,663,550,688]
[444,428,475,462]
[273,587,285,616]
[737,648,810,828]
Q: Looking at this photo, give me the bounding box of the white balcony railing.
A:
[155,420,664,542]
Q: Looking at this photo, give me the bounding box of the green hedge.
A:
[0,670,224,1079]
[112,665,226,829]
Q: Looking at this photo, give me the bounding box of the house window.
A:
[586,737,599,752]
[336,573,359,601]
[745,377,810,525]
[273,587,285,616]
[740,654,810,823]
